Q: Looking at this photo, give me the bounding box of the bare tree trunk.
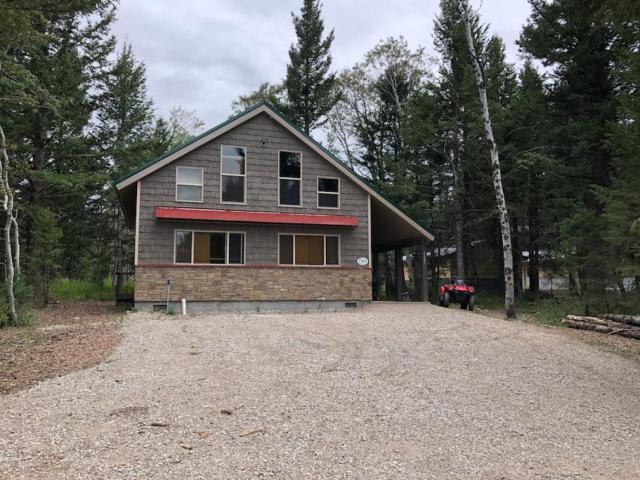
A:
[0,126,17,326]
[11,213,20,278]
[459,0,516,318]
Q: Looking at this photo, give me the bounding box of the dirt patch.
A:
[0,301,123,394]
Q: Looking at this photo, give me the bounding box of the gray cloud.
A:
[113,0,531,127]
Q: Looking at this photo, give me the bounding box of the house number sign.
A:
[357,257,369,266]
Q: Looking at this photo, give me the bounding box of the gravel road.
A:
[1,303,639,479]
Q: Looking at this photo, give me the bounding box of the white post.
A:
[165,279,171,314]
[181,298,187,316]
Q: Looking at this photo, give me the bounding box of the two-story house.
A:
[115,101,433,311]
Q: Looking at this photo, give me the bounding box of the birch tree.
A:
[458,0,516,317]
[0,126,20,326]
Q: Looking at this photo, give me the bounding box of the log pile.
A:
[562,314,640,340]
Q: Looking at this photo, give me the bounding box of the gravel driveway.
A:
[1,303,639,479]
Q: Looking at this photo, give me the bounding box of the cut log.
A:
[562,319,640,340]
[567,315,640,331]
[566,315,609,326]
[596,314,640,327]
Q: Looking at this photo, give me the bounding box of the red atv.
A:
[439,278,475,310]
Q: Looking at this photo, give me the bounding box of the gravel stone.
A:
[1,303,639,479]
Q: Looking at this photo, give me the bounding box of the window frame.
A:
[220,145,247,205]
[277,150,303,208]
[277,233,341,267]
[175,166,204,203]
[317,176,340,209]
[173,229,246,265]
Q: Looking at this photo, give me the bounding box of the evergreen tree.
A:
[97,43,155,177]
[2,0,117,294]
[600,0,640,289]
[94,43,156,283]
[432,0,487,281]
[503,60,560,295]
[285,0,337,133]
[519,0,618,294]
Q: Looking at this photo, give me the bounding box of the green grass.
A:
[476,290,640,327]
[476,292,583,326]
[49,278,133,302]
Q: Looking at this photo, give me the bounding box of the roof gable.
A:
[114,101,434,241]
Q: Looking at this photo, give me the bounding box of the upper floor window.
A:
[176,166,203,202]
[221,146,246,203]
[279,151,302,206]
[317,177,339,209]
[175,230,245,265]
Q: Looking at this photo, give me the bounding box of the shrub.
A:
[49,278,133,301]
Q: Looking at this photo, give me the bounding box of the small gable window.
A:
[176,167,203,202]
[317,177,339,209]
[221,146,246,203]
[279,151,302,206]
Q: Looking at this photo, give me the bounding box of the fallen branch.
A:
[562,319,640,340]
[596,314,640,328]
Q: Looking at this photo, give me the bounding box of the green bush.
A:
[49,278,133,301]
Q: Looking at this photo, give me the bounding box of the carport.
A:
[369,195,434,302]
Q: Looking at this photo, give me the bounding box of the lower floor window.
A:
[175,230,244,264]
[278,234,340,266]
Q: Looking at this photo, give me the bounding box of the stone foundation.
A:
[135,265,371,302]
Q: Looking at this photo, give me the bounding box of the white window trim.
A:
[173,228,246,265]
[317,176,340,210]
[277,233,341,267]
[175,166,204,203]
[220,145,247,205]
[277,150,303,208]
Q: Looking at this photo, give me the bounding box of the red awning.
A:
[155,207,358,227]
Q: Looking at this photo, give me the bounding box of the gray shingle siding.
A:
[137,112,369,266]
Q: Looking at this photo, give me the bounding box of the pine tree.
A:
[519,0,618,295]
[2,0,117,298]
[504,60,560,295]
[600,0,640,290]
[285,0,337,133]
[432,0,486,281]
[95,43,156,285]
[97,43,155,177]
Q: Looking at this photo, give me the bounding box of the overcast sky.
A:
[112,0,532,128]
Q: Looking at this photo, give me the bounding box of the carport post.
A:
[395,248,403,301]
[420,240,429,302]
[372,252,380,300]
